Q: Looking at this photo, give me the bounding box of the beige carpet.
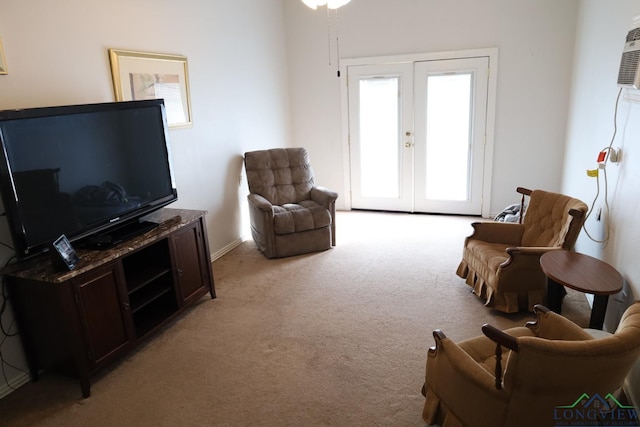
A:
[0,211,590,426]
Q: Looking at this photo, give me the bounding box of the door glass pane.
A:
[359,77,400,198]
[424,73,472,201]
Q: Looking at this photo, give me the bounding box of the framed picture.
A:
[0,38,7,75]
[51,234,80,271]
[108,49,192,128]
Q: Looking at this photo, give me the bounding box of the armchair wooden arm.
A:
[500,246,563,269]
[468,221,524,245]
[506,246,563,255]
[516,187,532,196]
[429,329,447,354]
[427,329,503,394]
[525,304,594,341]
[422,329,448,397]
[482,324,519,390]
[516,187,532,224]
[568,208,586,219]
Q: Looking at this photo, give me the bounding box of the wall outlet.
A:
[609,147,621,163]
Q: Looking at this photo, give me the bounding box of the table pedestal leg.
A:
[589,295,609,330]
[546,278,566,313]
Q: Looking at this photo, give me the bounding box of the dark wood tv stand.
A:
[3,208,216,398]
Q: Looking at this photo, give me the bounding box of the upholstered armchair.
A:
[422,302,640,427]
[456,187,588,313]
[243,147,338,259]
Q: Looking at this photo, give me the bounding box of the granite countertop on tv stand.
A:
[2,208,207,283]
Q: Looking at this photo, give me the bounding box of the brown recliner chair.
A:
[456,187,588,313]
[422,302,640,427]
[243,147,338,258]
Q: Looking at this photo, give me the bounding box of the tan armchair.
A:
[243,147,338,258]
[422,302,640,427]
[456,187,588,313]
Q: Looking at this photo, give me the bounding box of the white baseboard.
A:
[209,237,245,262]
[0,371,30,399]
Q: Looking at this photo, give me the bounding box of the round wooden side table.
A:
[540,250,623,330]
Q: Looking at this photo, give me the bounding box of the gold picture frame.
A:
[108,49,192,128]
[0,38,8,75]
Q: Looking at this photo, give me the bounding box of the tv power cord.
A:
[583,87,623,245]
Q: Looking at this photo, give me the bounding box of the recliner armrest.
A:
[247,193,273,212]
[468,221,524,245]
[310,186,338,208]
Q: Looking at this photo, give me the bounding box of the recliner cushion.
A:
[273,200,331,235]
[244,148,314,206]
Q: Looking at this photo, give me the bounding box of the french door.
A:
[347,56,490,215]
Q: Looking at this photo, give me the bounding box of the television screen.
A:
[0,99,178,259]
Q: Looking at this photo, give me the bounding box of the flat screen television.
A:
[0,99,178,259]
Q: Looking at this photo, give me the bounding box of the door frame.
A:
[339,48,498,218]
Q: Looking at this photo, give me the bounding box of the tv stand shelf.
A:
[3,208,216,398]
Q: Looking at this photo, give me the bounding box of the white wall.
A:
[2,0,637,408]
[284,0,580,213]
[563,0,640,404]
[287,0,640,404]
[0,0,290,396]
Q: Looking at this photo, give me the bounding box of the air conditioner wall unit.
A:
[618,27,640,88]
